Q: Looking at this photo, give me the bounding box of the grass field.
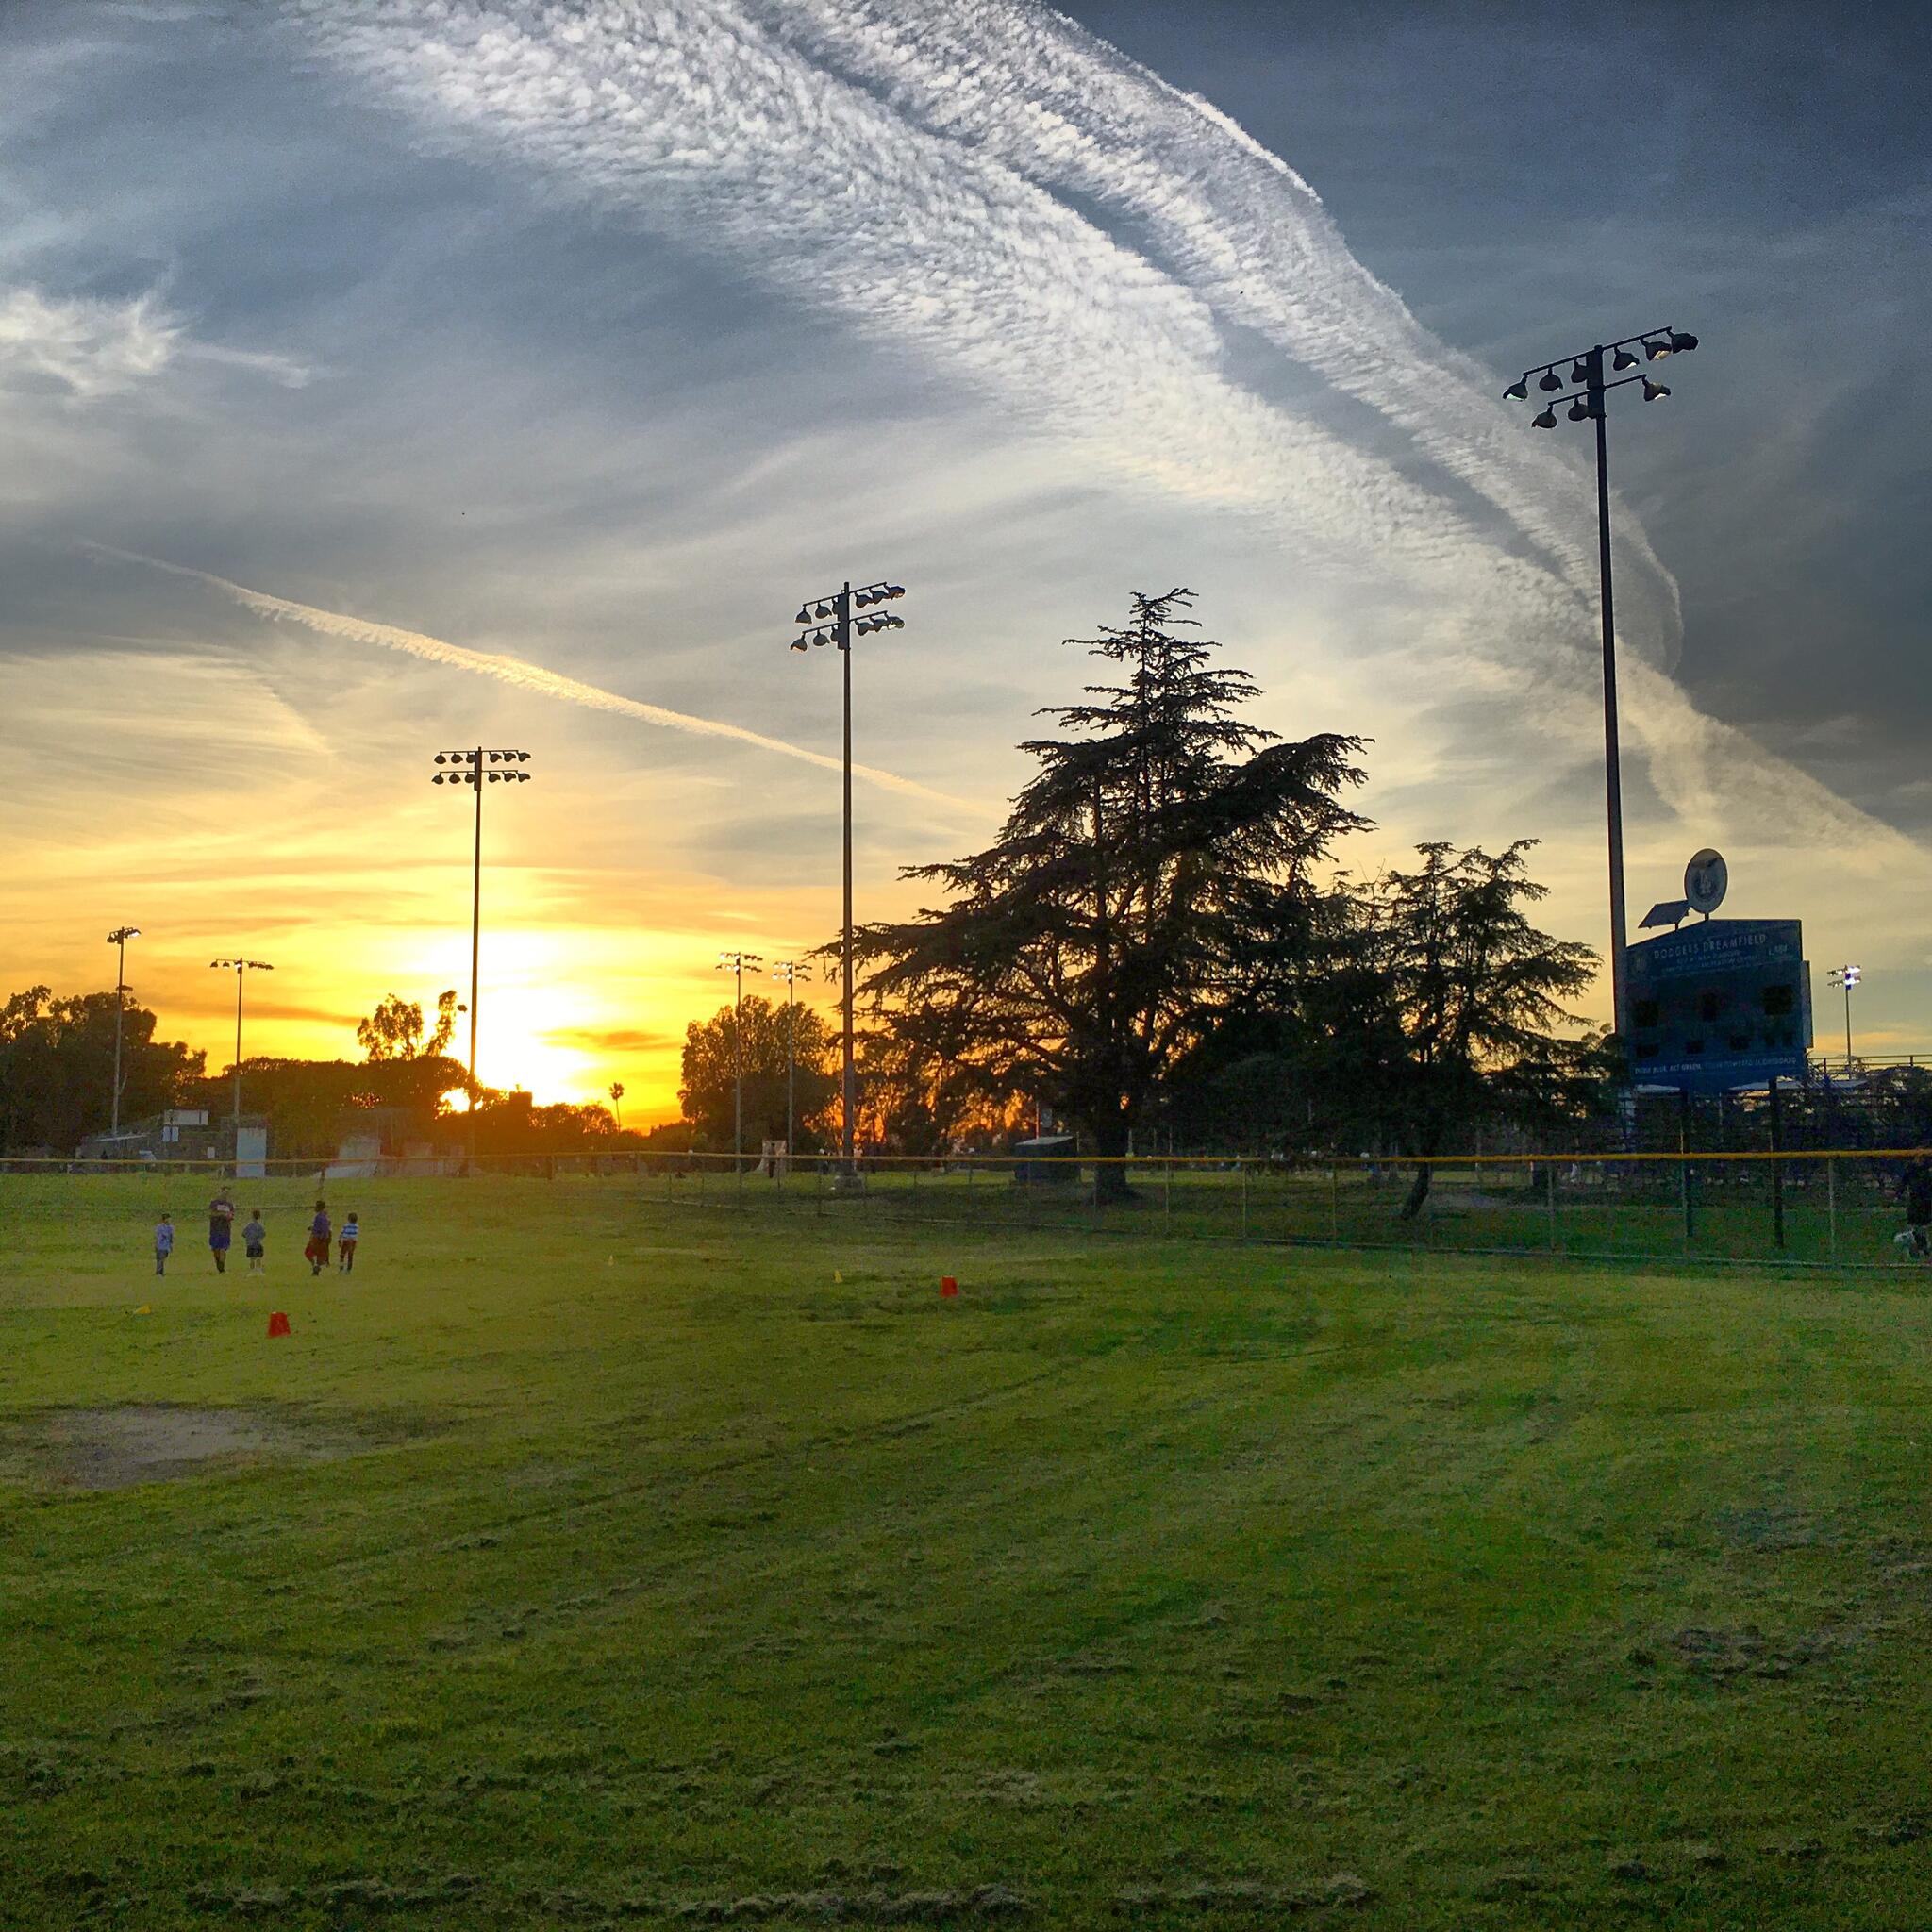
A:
[5,1175,1932,1928]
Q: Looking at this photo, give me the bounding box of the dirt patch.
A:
[5,1405,389,1491]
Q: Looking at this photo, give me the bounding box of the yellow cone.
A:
[834,1271,843,1283]
[133,1305,152,1316]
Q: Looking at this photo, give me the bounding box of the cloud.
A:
[83,542,975,812]
[276,0,1927,896]
[0,286,311,397]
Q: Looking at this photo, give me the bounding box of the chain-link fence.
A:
[8,1147,1930,1268]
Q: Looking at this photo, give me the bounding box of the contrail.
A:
[275,0,1921,880]
[83,544,973,811]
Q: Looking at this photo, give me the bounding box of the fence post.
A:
[1679,1089,1693,1252]
[1827,1153,1838,1263]
[1240,1159,1249,1242]
[1163,1156,1171,1225]
[1545,1160,1557,1253]
[1769,1075,1787,1252]
[1329,1162,1340,1242]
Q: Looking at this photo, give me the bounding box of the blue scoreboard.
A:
[1626,919,1811,1093]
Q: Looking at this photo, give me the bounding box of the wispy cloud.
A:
[276,0,1925,890]
[0,286,311,396]
[83,543,974,811]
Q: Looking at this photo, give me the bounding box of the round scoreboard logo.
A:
[1684,848,1728,917]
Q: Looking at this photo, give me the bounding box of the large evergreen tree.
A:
[851,591,1369,1195]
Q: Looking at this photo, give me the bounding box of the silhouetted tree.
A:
[0,986,203,1152]
[357,990,458,1061]
[679,995,838,1151]
[851,591,1368,1196]
[1350,841,1601,1216]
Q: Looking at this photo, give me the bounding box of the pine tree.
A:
[852,591,1369,1196]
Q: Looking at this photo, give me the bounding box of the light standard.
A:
[106,925,140,1139]
[431,747,533,1148]
[716,949,763,1171]
[1502,325,1699,1047]
[772,959,811,1166]
[1828,964,1861,1071]
[208,957,274,1135]
[787,577,908,1176]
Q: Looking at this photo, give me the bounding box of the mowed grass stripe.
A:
[4,1176,1932,1927]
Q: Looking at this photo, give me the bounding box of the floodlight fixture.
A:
[1612,346,1640,371]
[1539,368,1563,391]
[1502,376,1528,402]
[1642,335,1673,360]
[1532,406,1557,429]
[1641,376,1670,402]
[1569,358,1591,386]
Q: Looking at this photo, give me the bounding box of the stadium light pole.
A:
[786,577,908,1177]
[716,949,763,1171]
[106,925,140,1139]
[208,957,274,1134]
[432,746,533,1154]
[772,959,810,1165]
[1829,964,1861,1070]
[1502,324,1700,1049]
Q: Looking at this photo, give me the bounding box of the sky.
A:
[2,0,1927,1121]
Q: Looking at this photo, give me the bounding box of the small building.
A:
[78,1109,270,1174]
[1011,1133,1079,1184]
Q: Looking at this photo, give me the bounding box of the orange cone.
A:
[941,1275,958,1298]
[267,1311,291,1338]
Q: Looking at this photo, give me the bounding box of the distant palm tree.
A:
[608,1081,625,1130]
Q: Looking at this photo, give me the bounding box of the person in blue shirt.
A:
[154,1213,175,1276]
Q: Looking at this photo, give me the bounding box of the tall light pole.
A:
[772,959,810,1165]
[106,925,140,1139]
[716,949,763,1171]
[787,577,908,1176]
[1502,325,1699,1048]
[1829,964,1861,1070]
[432,746,533,1150]
[208,957,274,1135]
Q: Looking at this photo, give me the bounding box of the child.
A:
[242,1208,267,1275]
[305,1200,332,1277]
[154,1213,174,1276]
[337,1212,359,1274]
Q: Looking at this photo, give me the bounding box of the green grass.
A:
[4,1174,1932,1927]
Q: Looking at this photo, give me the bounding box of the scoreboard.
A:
[1626,918,1811,1093]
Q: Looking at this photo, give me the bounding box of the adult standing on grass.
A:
[207,1186,236,1274]
[304,1199,331,1277]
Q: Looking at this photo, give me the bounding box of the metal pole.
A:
[1769,1075,1787,1252]
[733,953,743,1174]
[1827,1153,1838,1263]
[1844,982,1854,1068]
[840,582,856,1174]
[110,932,127,1139]
[786,974,796,1176]
[1591,348,1631,1048]
[232,962,244,1134]
[1679,1088,1694,1248]
[469,745,483,1164]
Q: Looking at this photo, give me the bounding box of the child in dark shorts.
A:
[242,1209,267,1275]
